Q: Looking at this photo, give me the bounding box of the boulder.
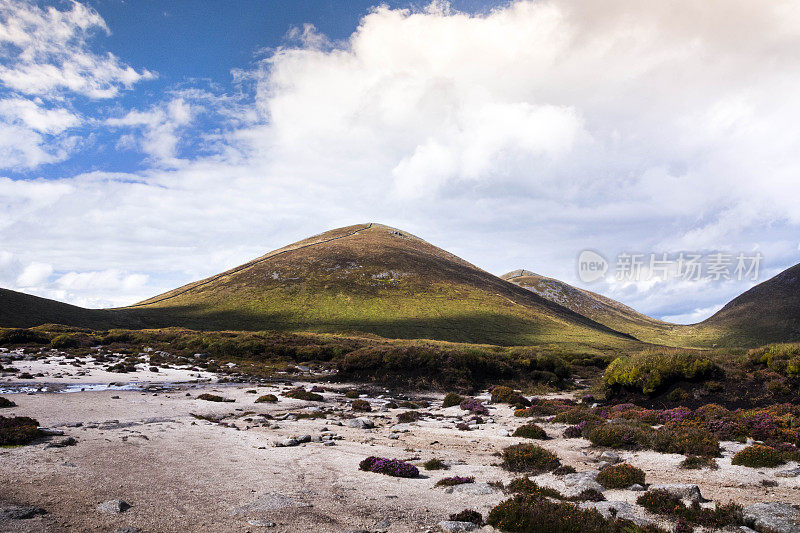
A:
[438,521,478,532]
[444,482,496,495]
[347,417,375,429]
[648,484,704,503]
[97,500,131,514]
[579,501,653,528]
[563,470,604,497]
[743,502,800,533]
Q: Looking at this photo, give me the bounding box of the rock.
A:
[563,470,604,497]
[0,505,47,519]
[444,482,496,495]
[743,502,800,533]
[598,451,621,464]
[375,517,391,530]
[438,521,478,532]
[579,501,653,528]
[776,467,800,478]
[347,417,374,429]
[648,484,704,503]
[46,436,77,448]
[498,430,510,437]
[38,428,64,436]
[115,528,142,533]
[97,499,131,514]
[248,519,277,527]
[273,438,298,447]
[629,484,646,491]
[296,434,312,443]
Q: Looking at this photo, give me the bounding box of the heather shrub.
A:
[637,490,743,528]
[679,455,718,470]
[460,398,489,415]
[553,407,602,426]
[603,351,715,395]
[345,390,360,399]
[651,420,720,457]
[255,394,278,403]
[442,392,463,408]
[516,398,575,417]
[359,456,419,478]
[693,404,745,441]
[285,389,324,401]
[596,463,645,489]
[563,423,587,438]
[552,465,577,476]
[449,509,483,525]
[423,458,449,470]
[351,399,371,411]
[0,415,41,445]
[507,477,563,499]
[0,328,49,345]
[513,423,548,440]
[487,495,665,533]
[197,393,233,402]
[731,444,786,467]
[397,411,421,423]
[587,421,652,449]
[435,475,474,487]
[501,443,560,473]
[0,397,16,408]
[491,386,530,406]
[572,489,606,502]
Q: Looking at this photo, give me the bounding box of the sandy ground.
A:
[2,361,800,532]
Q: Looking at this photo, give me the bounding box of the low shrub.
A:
[255,394,278,403]
[399,400,419,409]
[637,490,742,528]
[552,465,577,476]
[587,421,651,449]
[435,475,474,487]
[397,411,421,423]
[491,385,530,406]
[501,444,560,473]
[651,420,720,457]
[553,407,603,426]
[731,444,786,468]
[359,456,419,478]
[571,489,606,502]
[285,389,324,401]
[563,423,586,438]
[507,477,563,499]
[460,398,489,415]
[513,423,548,440]
[0,415,41,445]
[197,393,234,403]
[0,328,49,345]
[351,399,371,412]
[487,495,666,533]
[442,392,463,408]
[0,397,16,408]
[679,455,718,470]
[449,509,483,525]
[345,390,360,399]
[603,351,716,395]
[423,458,449,470]
[596,463,645,489]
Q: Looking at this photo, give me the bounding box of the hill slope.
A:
[695,262,800,347]
[0,288,137,329]
[501,270,689,345]
[124,223,635,347]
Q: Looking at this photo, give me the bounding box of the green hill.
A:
[0,287,137,329]
[123,223,635,347]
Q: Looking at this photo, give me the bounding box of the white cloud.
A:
[16,260,52,286]
[4,0,800,320]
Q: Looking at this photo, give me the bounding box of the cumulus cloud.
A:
[4,0,800,319]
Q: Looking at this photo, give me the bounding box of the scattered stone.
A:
[46,436,77,448]
[629,484,646,491]
[97,499,131,514]
[444,482,496,495]
[0,505,47,519]
[742,502,800,533]
[648,484,704,503]
[248,519,277,527]
[598,451,621,464]
[438,520,478,532]
[38,428,64,436]
[776,467,800,478]
[563,470,604,497]
[273,438,298,447]
[115,527,141,533]
[347,417,375,429]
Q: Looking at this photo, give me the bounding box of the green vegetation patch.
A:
[255,394,278,403]
[731,444,786,468]
[596,463,645,489]
[0,416,41,445]
[603,351,716,395]
[512,423,548,440]
[501,443,560,473]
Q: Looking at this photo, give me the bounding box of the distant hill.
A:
[0,287,136,329]
[123,223,635,347]
[696,263,800,347]
[501,270,681,345]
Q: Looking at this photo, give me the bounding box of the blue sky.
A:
[2,0,800,323]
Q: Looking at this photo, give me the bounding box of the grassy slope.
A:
[122,224,637,348]
[0,288,139,329]
[501,271,698,346]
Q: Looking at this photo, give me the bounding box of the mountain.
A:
[696,263,800,347]
[124,223,635,346]
[501,270,685,345]
[0,287,136,329]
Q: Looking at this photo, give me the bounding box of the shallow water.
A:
[0,380,210,394]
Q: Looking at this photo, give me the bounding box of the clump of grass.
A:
[423,458,449,470]
[442,392,463,408]
[0,416,41,445]
[359,456,419,478]
[679,455,718,470]
[449,509,483,525]
[507,477,563,499]
[285,389,324,401]
[398,400,419,409]
[501,444,560,473]
[255,394,278,403]
[512,423,548,440]
[637,490,743,528]
[197,393,234,403]
[0,397,16,408]
[731,444,786,468]
[435,476,474,487]
[351,399,371,412]
[586,421,651,449]
[596,463,645,489]
[603,351,716,395]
